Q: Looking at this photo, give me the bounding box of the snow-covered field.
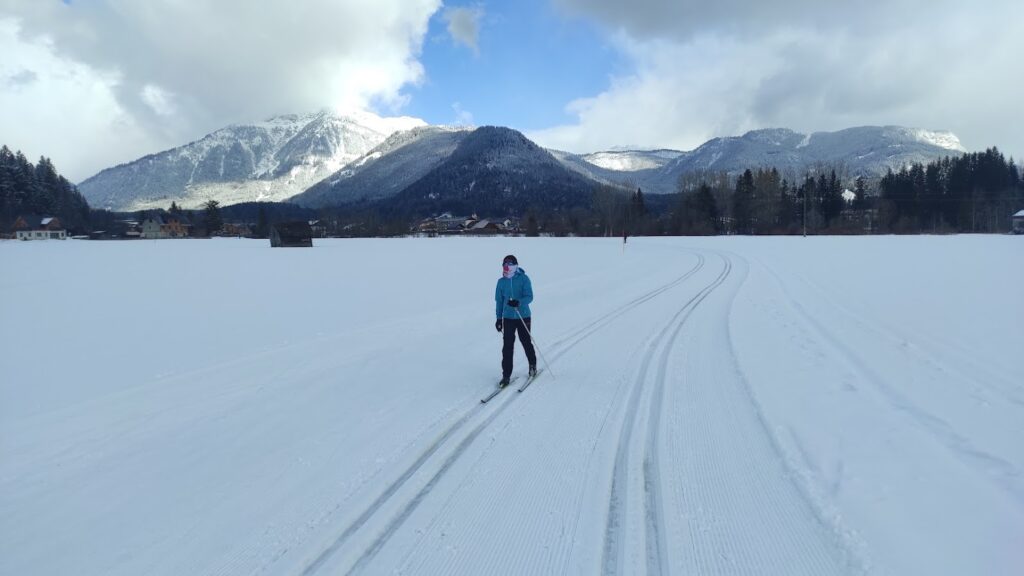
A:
[2,236,1021,575]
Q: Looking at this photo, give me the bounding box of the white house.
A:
[1012,209,1024,234]
[13,215,66,240]
[141,214,192,239]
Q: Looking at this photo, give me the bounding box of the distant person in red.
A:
[495,254,536,387]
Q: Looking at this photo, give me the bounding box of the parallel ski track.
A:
[761,263,1024,507]
[296,253,707,575]
[602,252,733,576]
[789,269,1024,408]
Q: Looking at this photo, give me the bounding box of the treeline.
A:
[670,167,868,235]
[878,148,1022,233]
[570,167,864,237]
[613,151,1022,236]
[0,145,91,232]
[6,143,1021,239]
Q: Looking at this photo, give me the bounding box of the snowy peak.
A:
[898,126,965,152]
[388,126,598,213]
[81,115,968,211]
[739,128,806,147]
[291,125,471,207]
[78,110,426,211]
[581,149,684,171]
[568,125,967,195]
[295,126,599,213]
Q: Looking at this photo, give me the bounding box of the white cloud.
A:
[444,6,483,55]
[537,0,1024,158]
[5,68,37,87]
[0,0,443,181]
[530,33,778,152]
[140,84,176,117]
[452,101,474,126]
[0,18,161,182]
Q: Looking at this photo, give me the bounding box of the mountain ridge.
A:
[78,111,968,211]
[78,110,424,211]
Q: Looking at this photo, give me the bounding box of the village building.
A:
[1013,210,1024,234]
[270,221,313,247]
[416,212,475,235]
[141,214,192,239]
[122,220,142,239]
[435,213,467,233]
[221,223,252,237]
[309,220,328,238]
[464,219,504,235]
[13,215,66,240]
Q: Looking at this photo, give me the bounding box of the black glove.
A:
[495,318,503,332]
[508,299,520,308]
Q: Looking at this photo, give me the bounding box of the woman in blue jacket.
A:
[495,254,537,386]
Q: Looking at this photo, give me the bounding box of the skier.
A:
[495,254,537,387]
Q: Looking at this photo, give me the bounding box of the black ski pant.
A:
[501,317,536,378]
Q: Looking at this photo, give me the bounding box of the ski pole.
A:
[515,307,555,379]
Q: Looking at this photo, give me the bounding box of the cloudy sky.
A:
[1,0,1021,181]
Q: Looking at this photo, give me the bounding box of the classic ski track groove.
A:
[548,255,707,358]
[761,263,1024,507]
[695,252,854,574]
[603,252,732,576]
[788,270,1023,407]
[296,253,706,575]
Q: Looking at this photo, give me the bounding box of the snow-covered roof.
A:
[1014,210,1024,218]
[14,214,62,230]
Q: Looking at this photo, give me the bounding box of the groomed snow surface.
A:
[2,236,1021,575]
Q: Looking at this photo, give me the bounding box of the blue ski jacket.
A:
[495,267,533,319]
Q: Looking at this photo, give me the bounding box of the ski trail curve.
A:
[659,250,856,575]
[296,254,707,575]
[603,252,732,575]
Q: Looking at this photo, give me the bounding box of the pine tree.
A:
[675,182,720,235]
[733,170,755,234]
[629,188,647,235]
[11,151,35,209]
[820,169,844,228]
[693,183,720,234]
[0,150,90,232]
[525,211,539,237]
[777,178,797,232]
[0,146,14,221]
[34,157,60,214]
[203,200,223,235]
[852,176,867,211]
[254,206,269,238]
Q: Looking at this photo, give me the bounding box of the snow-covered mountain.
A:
[81,117,967,212]
[582,149,684,171]
[570,126,967,195]
[78,110,425,211]
[296,124,967,211]
[292,126,601,214]
[292,126,472,208]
